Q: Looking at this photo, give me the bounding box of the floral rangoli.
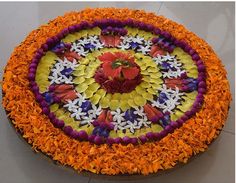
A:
[2,8,231,175]
[29,20,206,145]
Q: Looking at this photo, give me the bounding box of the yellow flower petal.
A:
[50,104,59,112]
[134,95,146,106]
[120,93,130,100]
[171,113,179,121]
[84,89,94,98]
[84,78,95,85]
[80,58,90,65]
[141,70,150,75]
[150,72,162,79]
[120,100,130,111]
[140,82,150,88]
[112,93,121,100]
[75,64,86,71]
[73,69,85,76]
[87,83,100,93]
[150,124,163,132]
[142,92,153,101]
[128,99,137,108]
[110,100,120,110]
[96,89,106,98]
[147,87,157,95]
[142,76,151,82]
[147,67,158,73]
[75,83,88,92]
[100,97,109,108]
[184,91,198,100]
[73,77,86,84]
[90,94,101,105]
[135,85,146,95]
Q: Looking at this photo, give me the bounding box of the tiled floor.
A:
[0,2,234,183]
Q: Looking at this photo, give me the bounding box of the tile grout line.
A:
[87,176,91,183]
[157,2,164,14]
[222,129,235,135]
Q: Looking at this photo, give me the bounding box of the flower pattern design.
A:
[31,19,204,145]
[4,8,229,176]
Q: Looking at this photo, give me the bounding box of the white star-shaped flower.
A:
[137,45,151,55]
[111,108,125,124]
[64,98,80,111]
[120,36,133,43]
[117,43,130,50]
[48,58,77,84]
[151,84,184,113]
[137,116,151,127]
[71,108,86,120]
[162,53,175,61]
[71,44,89,56]
[87,104,102,118]
[131,36,145,44]
[133,107,145,116]
[80,115,94,126]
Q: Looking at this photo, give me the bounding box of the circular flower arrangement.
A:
[2,8,231,175]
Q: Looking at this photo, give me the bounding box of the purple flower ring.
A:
[28,19,207,145]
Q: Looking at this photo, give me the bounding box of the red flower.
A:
[164,78,184,90]
[144,104,163,123]
[150,45,165,57]
[59,51,80,62]
[97,110,113,123]
[100,35,121,47]
[94,68,142,94]
[98,52,140,80]
[53,84,77,102]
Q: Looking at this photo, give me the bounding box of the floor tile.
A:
[0,2,39,78]
[159,2,235,133]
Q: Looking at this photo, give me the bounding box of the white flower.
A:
[120,36,133,43]
[111,108,125,124]
[63,94,101,124]
[48,58,78,85]
[133,106,145,116]
[143,40,153,47]
[137,116,151,127]
[87,104,102,118]
[137,45,151,55]
[88,35,99,43]
[117,43,130,50]
[113,121,127,131]
[169,60,181,68]
[71,44,89,56]
[131,36,144,44]
[70,108,86,120]
[110,107,151,133]
[64,98,80,111]
[125,121,136,133]
[80,115,94,126]
[70,35,104,54]
[153,55,163,65]
[151,84,184,113]
[93,42,104,50]
[75,93,87,106]
[77,39,90,46]
[162,53,175,61]
[154,53,186,79]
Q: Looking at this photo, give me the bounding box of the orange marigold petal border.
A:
[2,8,231,175]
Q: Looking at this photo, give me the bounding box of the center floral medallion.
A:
[30,19,206,145]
